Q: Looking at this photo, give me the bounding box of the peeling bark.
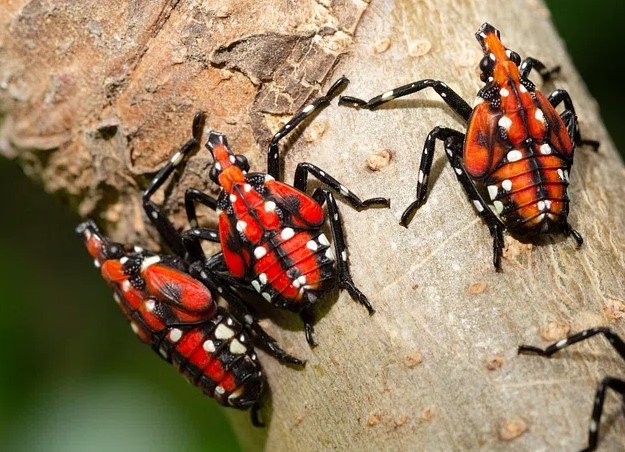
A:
[2,0,625,450]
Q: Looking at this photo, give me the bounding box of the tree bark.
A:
[2,0,625,450]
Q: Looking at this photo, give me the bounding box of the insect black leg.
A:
[518,327,625,451]
[519,57,561,82]
[427,134,506,270]
[184,188,219,228]
[300,307,317,347]
[518,327,625,361]
[548,90,600,151]
[399,127,466,226]
[562,221,584,248]
[312,187,375,314]
[339,79,472,122]
[582,377,625,452]
[267,76,349,180]
[293,162,390,210]
[190,261,305,365]
[142,112,205,258]
[251,402,265,427]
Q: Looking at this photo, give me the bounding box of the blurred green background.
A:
[0,3,623,451]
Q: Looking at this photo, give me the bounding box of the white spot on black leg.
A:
[244,315,253,324]
[333,213,338,221]
[151,210,158,220]
[472,200,484,213]
[303,104,315,114]
[341,251,347,261]
[94,259,101,268]
[381,90,394,101]
[441,92,447,98]
[555,338,568,348]
[130,322,139,335]
[454,167,462,175]
[159,347,167,358]
[339,185,349,196]
[170,151,184,166]
[590,420,597,433]
[418,170,425,184]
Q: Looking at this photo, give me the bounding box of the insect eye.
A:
[509,51,521,66]
[235,154,249,172]
[479,56,493,77]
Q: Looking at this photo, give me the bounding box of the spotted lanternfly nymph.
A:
[340,23,599,270]
[519,328,625,451]
[77,113,304,425]
[155,77,390,346]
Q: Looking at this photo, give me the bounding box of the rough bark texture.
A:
[2,0,625,450]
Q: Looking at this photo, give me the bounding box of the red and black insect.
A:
[340,23,599,269]
[153,77,390,345]
[519,328,625,451]
[77,114,303,425]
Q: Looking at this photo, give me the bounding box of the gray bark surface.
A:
[1,0,625,450]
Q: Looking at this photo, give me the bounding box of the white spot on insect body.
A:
[113,293,121,304]
[141,255,161,270]
[318,234,330,246]
[544,200,552,209]
[489,52,496,61]
[264,174,275,182]
[381,90,394,101]
[145,299,155,311]
[229,339,246,355]
[251,280,261,293]
[303,104,315,114]
[215,324,235,340]
[264,201,276,212]
[215,162,222,171]
[227,318,233,326]
[215,386,225,395]
[159,347,168,358]
[262,292,272,302]
[254,246,267,259]
[169,328,183,343]
[229,155,236,164]
[473,200,484,212]
[151,210,158,219]
[229,194,237,203]
[120,257,129,264]
[297,275,307,286]
[325,247,335,260]
[281,228,295,240]
[441,92,447,98]
[487,185,498,200]
[563,170,569,182]
[498,115,512,130]
[507,150,523,162]
[333,213,338,221]
[537,200,546,211]
[473,96,484,107]
[243,184,252,192]
[259,273,267,285]
[203,339,216,353]
[493,200,504,214]
[590,420,597,433]
[130,322,140,335]
[236,220,247,232]
[500,88,509,97]
[228,388,244,403]
[555,338,568,348]
[418,170,425,184]
[557,169,565,180]
[540,143,552,155]
[244,315,253,324]
[341,251,347,261]
[534,109,545,123]
[121,280,131,292]
[519,84,528,93]
[306,240,318,251]
[502,179,512,191]
[454,167,462,175]
[505,49,512,58]
[94,259,101,268]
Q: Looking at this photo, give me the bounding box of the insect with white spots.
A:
[158,77,390,346]
[340,23,599,270]
[77,113,305,425]
[519,327,625,451]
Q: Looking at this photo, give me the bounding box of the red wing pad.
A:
[264,180,324,228]
[534,91,574,158]
[219,213,253,278]
[464,103,507,179]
